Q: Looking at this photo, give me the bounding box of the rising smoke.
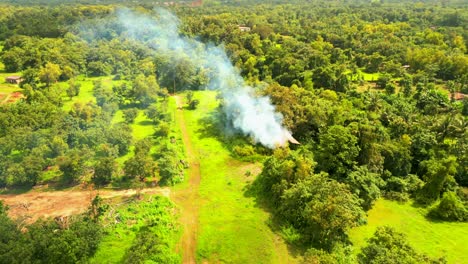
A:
[115,8,292,148]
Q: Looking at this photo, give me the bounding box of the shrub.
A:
[233,145,255,157]
[428,191,467,222]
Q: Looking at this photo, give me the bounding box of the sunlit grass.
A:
[349,199,468,263]
[183,91,296,263]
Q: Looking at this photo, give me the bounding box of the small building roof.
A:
[6,76,22,80]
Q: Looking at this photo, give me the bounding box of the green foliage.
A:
[302,246,355,264]
[346,166,384,210]
[418,157,458,204]
[188,99,200,110]
[316,125,360,177]
[0,201,103,264]
[157,145,184,185]
[58,150,87,185]
[91,196,180,264]
[278,172,365,249]
[122,108,138,124]
[124,153,156,181]
[39,62,62,87]
[92,157,117,187]
[358,226,444,264]
[258,148,365,248]
[350,199,468,263]
[66,78,81,99]
[428,191,467,222]
[122,227,180,264]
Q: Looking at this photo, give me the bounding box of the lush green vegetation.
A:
[183,91,295,263]
[0,198,104,263]
[90,196,180,263]
[350,199,468,263]
[0,0,466,263]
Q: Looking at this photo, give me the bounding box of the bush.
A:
[156,121,170,137]
[383,191,410,202]
[123,108,139,124]
[358,226,443,264]
[188,99,199,110]
[233,145,255,157]
[428,191,467,222]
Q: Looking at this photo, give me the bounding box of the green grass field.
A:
[61,76,99,110]
[182,91,297,263]
[90,196,181,263]
[0,58,22,97]
[360,71,381,81]
[349,199,468,263]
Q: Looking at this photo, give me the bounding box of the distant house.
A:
[239,26,251,32]
[5,76,22,84]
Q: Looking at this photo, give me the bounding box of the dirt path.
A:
[172,95,201,264]
[0,187,170,224]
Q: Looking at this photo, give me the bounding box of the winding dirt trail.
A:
[172,95,201,264]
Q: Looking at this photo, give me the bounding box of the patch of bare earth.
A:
[0,187,170,224]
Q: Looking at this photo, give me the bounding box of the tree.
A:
[158,148,183,186]
[358,226,443,264]
[123,108,139,124]
[92,157,117,187]
[278,172,365,249]
[39,62,62,87]
[418,157,458,203]
[385,82,396,95]
[316,125,360,178]
[107,124,133,156]
[57,150,86,185]
[428,191,467,222]
[145,105,161,123]
[66,79,81,100]
[124,154,156,181]
[0,201,32,263]
[188,99,200,110]
[346,166,384,210]
[186,91,194,104]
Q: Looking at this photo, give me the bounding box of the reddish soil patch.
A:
[11,92,22,98]
[0,187,170,224]
[0,91,24,104]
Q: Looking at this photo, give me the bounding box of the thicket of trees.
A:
[0,198,104,264]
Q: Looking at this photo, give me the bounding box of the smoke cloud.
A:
[114,8,292,148]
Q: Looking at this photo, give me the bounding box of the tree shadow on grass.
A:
[0,186,32,195]
[138,120,153,126]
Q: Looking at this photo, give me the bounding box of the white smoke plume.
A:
[116,8,292,148]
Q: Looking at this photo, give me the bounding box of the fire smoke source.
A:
[114,8,294,148]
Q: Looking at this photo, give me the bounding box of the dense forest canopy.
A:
[0,0,466,262]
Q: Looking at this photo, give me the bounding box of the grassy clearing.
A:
[0,59,22,96]
[61,77,95,110]
[181,91,297,263]
[90,195,181,263]
[360,71,380,81]
[349,199,468,263]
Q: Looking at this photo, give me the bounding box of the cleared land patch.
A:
[0,187,170,223]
